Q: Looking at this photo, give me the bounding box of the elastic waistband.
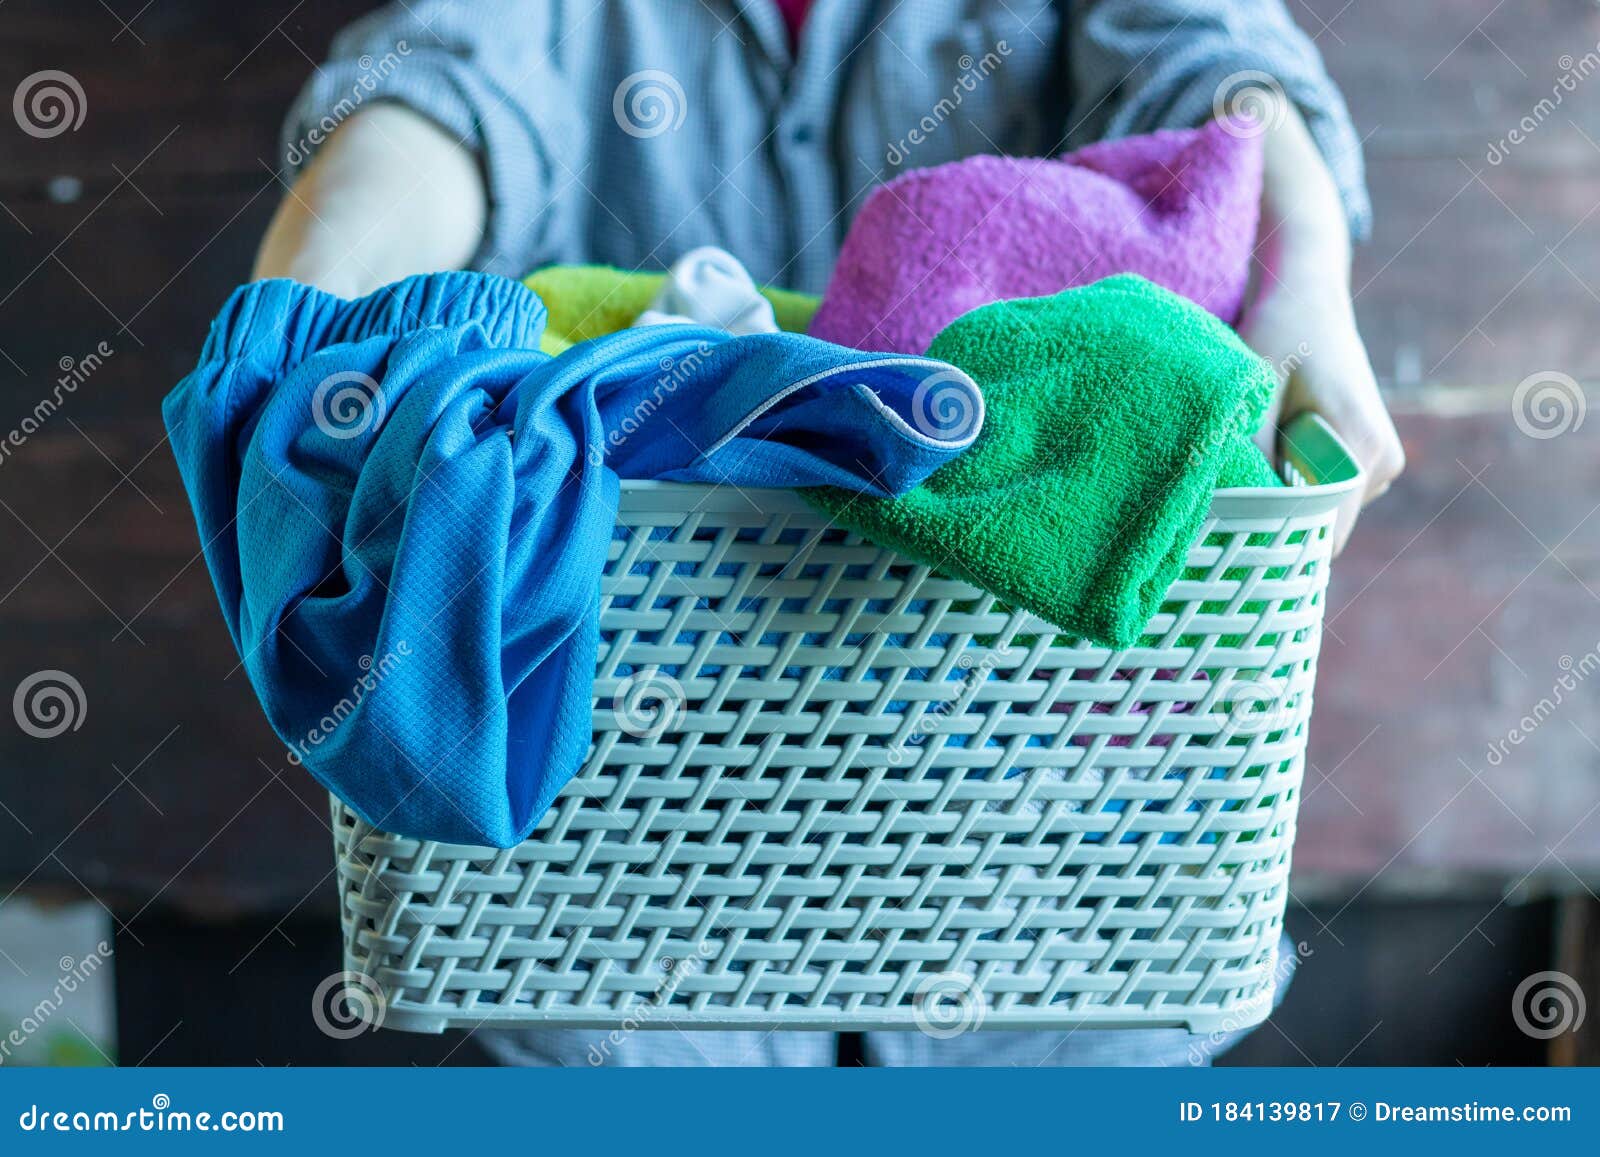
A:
[197,271,551,378]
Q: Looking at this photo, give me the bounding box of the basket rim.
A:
[619,413,1363,523]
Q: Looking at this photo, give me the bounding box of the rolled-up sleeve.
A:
[1064,0,1371,239]
[281,0,569,275]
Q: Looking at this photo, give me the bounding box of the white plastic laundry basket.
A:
[331,413,1361,1035]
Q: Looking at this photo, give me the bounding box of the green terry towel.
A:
[523,264,820,353]
[806,274,1282,649]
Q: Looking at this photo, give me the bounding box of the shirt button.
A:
[790,123,815,145]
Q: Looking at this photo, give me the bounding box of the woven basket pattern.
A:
[333,482,1337,1034]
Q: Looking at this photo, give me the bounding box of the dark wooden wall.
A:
[1,1,1597,1064]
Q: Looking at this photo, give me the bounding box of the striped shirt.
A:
[285,0,1368,293]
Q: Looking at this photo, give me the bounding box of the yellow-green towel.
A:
[522,264,820,354]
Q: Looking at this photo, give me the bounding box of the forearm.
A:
[254,104,487,296]
[1236,95,1403,549]
[1257,96,1351,296]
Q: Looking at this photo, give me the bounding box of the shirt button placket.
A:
[773,94,833,291]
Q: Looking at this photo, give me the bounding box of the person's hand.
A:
[1236,97,1405,555]
[1239,257,1404,556]
[254,104,487,297]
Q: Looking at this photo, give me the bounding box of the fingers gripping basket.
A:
[332,414,1361,1034]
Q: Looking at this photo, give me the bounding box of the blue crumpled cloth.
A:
[163,272,982,847]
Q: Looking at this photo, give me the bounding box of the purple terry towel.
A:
[808,121,1264,354]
